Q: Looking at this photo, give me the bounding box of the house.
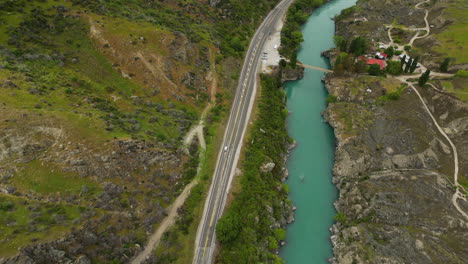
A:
[375,52,388,60]
[366,58,385,70]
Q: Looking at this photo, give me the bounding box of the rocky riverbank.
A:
[321,0,468,263]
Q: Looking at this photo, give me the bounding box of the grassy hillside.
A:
[0,0,280,262]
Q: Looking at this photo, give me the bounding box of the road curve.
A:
[192,0,294,263]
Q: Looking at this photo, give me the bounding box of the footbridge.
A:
[297,63,333,73]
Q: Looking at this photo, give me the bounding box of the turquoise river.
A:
[280,0,357,263]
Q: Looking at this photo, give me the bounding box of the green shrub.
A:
[368,64,382,76]
[268,236,278,250]
[334,212,347,223]
[0,201,15,211]
[348,36,368,56]
[273,228,286,241]
[455,70,468,77]
[326,94,338,103]
[385,60,402,75]
[335,6,355,20]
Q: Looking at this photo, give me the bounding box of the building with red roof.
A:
[366,58,385,69]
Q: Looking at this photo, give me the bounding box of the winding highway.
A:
[192,0,294,263]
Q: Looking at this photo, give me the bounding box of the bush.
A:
[378,85,405,101]
[216,211,241,245]
[404,45,411,51]
[333,35,347,51]
[368,64,382,76]
[273,228,286,241]
[455,70,468,77]
[268,236,278,250]
[0,201,15,211]
[334,212,347,223]
[326,94,338,103]
[385,60,402,75]
[348,36,368,56]
[335,6,355,20]
[383,46,394,57]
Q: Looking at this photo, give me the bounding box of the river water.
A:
[280,0,357,263]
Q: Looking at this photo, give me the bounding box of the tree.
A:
[404,58,412,73]
[348,36,368,56]
[229,37,244,53]
[400,55,406,66]
[354,58,367,73]
[440,58,450,72]
[290,52,297,68]
[333,35,347,51]
[216,212,241,245]
[409,56,419,73]
[279,59,287,68]
[385,60,402,75]
[418,69,431,86]
[368,64,381,76]
[384,46,394,57]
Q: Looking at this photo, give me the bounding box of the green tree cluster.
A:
[280,0,324,60]
[334,52,366,75]
[333,35,348,52]
[348,36,368,56]
[384,46,395,57]
[216,74,290,263]
[385,60,402,75]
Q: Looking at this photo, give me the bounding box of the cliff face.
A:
[324,74,468,263]
[324,0,468,263]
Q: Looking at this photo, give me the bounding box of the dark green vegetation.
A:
[332,36,370,75]
[385,61,402,75]
[216,74,290,264]
[280,0,324,60]
[368,64,382,76]
[440,57,450,72]
[418,69,430,86]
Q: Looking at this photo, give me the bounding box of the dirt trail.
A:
[408,0,431,46]
[183,50,218,151]
[131,51,218,263]
[386,0,467,220]
[386,0,431,49]
[131,180,198,264]
[403,81,467,220]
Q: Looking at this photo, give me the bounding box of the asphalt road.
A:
[192,0,294,263]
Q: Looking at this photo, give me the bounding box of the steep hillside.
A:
[0,0,280,262]
[324,0,468,263]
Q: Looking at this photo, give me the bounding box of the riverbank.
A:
[279,0,358,263]
[214,73,295,263]
[323,0,468,263]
